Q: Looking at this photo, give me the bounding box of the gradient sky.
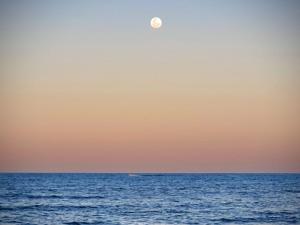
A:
[1,0,299,172]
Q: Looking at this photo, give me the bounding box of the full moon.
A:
[150,17,162,29]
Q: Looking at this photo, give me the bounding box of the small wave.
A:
[68,195,105,199]
[217,215,299,224]
[218,217,258,223]
[23,194,104,200]
[25,194,62,199]
[1,204,99,211]
[0,206,14,211]
[285,189,300,193]
[64,222,103,225]
[64,222,81,225]
[11,204,42,210]
[166,209,188,214]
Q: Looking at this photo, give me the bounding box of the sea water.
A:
[0,173,299,225]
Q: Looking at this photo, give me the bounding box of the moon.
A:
[150,17,162,29]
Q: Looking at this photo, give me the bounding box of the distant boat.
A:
[128,174,139,177]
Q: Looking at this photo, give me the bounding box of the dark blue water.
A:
[0,174,299,225]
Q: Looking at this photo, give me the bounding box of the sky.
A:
[0,0,299,172]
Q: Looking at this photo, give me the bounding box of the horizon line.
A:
[0,172,299,174]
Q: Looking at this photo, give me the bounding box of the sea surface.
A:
[0,173,299,225]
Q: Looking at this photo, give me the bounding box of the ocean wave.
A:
[0,204,99,211]
[68,195,105,199]
[0,205,14,211]
[25,194,62,199]
[64,222,103,225]
[216,215,299,224]
[22,194,105,200]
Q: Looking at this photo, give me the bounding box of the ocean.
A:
[0,173,299,225]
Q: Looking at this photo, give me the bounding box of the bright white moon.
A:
[150,17,162,29]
